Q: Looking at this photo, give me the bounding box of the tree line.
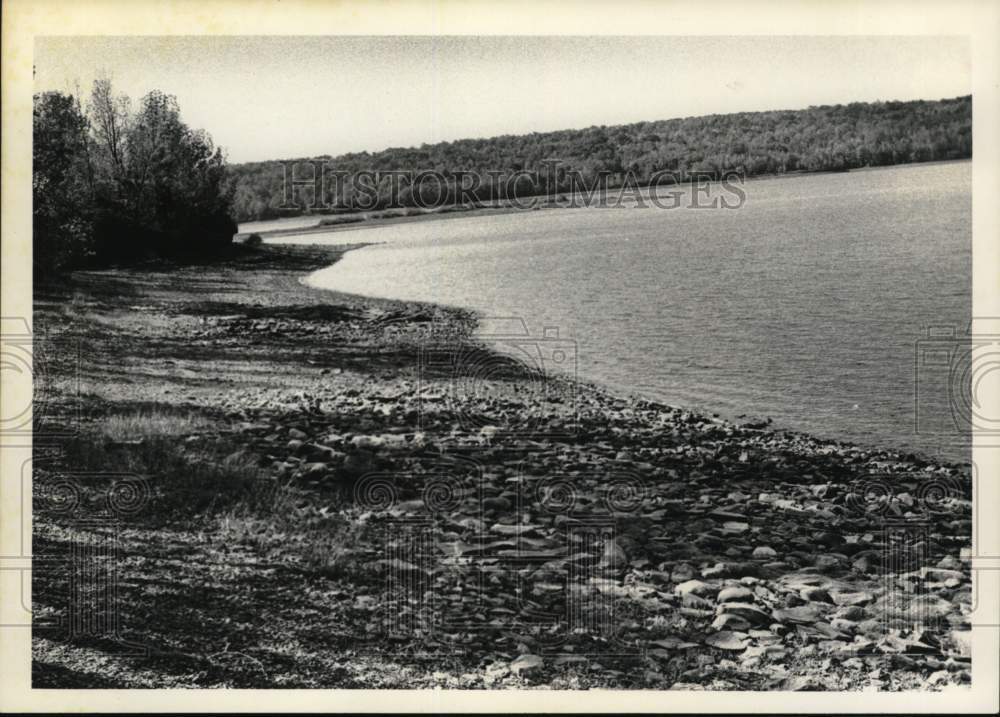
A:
[33,79,236,274]
[226,95,971,222]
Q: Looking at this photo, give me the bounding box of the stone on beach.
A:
[675,580,717,598]
[717,586,754,603]
[705,631,750,651]
[509,654,544,677]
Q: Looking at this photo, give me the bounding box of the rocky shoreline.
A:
[31,243,972,689]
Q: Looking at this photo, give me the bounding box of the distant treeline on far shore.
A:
[226,95,971,222]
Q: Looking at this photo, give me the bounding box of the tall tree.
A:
[33,91,94,272]
[33,79,236,271]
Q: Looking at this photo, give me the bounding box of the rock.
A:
[681,593,715,609]
[350,434,385,450]
[675,580,717,598]
[483,662,509,684]
[302,462,330,477]
[877,633,938,655]
[927,670,950,687]
[765,646,789,660]
[798,621,850,642]
[717,586,754,603]
[922,567,964,583]
[831,590,874,607]
[509,654,544,677]
[702,562,757,579]
[829,618,858,634]
[856,619,883,638]
[649,637,699,650]
[491,523,540,536]
[740,644,767,663]
[705,631,749,651]
[780,675,823,691]
[937,555,962,570]
[712,614,751,631]
[835,606,867,621]
[801,587,834,604]
[303,443,344,462]
[670,563,695,582]
[701,564,728,579]
[813,554,844,572]
[708,509,747,522]
[852,555,876,574]
[482,496,511,512]
[813,530,841,548]
[288,428,308,440]
[601,539,628,568]
[719,602,772,626]
[903,595,954,621]
[341,449,374,478]
[773,605,823,624]
[950,630,971,657]
[752,546,777,559]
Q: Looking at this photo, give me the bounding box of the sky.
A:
[34,36,971,164]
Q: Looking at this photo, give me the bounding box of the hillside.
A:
[226,96,972,222]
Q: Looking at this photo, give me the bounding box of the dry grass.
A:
[216,502,372,579]
[62,409,276,524]
[100,407,211,441]
[62,404,370,578]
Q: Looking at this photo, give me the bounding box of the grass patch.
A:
[100,407,211,441]
[60,410,275,524]
[55,405,375,580]
[216,503,373,580]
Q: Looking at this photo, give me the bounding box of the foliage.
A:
[33,80,237,273]
[225,95,972,222]
[33,92,96,271]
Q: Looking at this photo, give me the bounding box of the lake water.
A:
[266,162,972,462]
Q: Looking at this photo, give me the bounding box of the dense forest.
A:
[33,80,236,273]
[226,95,972,222]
